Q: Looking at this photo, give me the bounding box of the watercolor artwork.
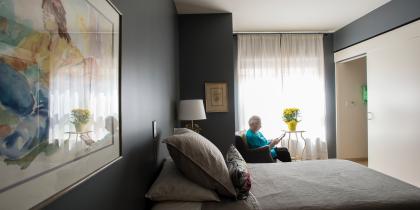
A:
[0,0,120,208]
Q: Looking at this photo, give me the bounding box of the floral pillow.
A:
[226,145,252,200]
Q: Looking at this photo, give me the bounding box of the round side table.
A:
[281,130,307,160]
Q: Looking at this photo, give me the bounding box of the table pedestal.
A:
[64,131,94,146]
[281,130,307,160]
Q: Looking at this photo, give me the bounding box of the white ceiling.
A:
[174,0,390,33]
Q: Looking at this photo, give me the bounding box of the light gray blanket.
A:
[249,159,420,210]
[152,159,420,210]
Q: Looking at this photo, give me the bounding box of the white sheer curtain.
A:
[49,58,118,146]
[48,32,119,151]
[237,34,328,159]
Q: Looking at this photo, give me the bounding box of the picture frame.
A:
[0,0,122,209]
[205,82,229,112]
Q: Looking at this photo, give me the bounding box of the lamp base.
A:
[185,122,202,133]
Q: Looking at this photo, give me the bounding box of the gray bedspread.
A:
[152,159,420,210]
[249,159,420,210]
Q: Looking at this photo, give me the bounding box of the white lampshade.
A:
[179,99,207,121]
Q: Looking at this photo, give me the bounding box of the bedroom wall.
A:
[44,0,179,209]
[334,19,420,188]
[334,0,420,52]
[323,34,337,159]
[178,14,235,155]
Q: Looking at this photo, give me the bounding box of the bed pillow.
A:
[151,202,202,210]
[226,145,252,200]
[163,132,237,198]
[173,127,193,135]
[145,159,220,202]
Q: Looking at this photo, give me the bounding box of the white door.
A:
[367,36,420,187]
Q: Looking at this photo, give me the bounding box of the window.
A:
[236,34,327,159]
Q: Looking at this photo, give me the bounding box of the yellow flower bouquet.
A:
[283,108,300,131]
[70,108,91,132]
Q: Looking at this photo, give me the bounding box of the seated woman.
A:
[246,115,291,162]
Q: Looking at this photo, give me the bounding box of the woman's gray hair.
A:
[248,115,261,126]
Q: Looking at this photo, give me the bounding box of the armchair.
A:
[234,134,275,163]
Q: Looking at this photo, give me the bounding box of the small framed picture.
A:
[205,82,228,112]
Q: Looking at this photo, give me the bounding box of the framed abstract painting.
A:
[0,0,121,209]
[205,82,228,112]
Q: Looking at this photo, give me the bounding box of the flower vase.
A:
[74,123,88,133]
[286,121,297,132]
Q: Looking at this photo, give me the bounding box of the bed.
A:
[250,160,420,210]
[152,159,420,210]
[150,129,420,210]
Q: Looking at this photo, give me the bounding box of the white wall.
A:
[336,57,368,159]
[334,20,420,187]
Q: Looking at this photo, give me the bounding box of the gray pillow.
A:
[145,159,220,201]
[163,132,237,198]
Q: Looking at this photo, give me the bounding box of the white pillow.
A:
[145,159,220,202]
[173,127,193,135]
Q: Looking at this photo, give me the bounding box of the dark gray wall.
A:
[178,14,235,155]
[334,0,420,51]
[323,34,336,158]
[44,0,179,209]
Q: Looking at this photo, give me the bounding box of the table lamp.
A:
[179,99,206,133]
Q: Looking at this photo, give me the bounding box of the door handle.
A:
[368,112,373,120]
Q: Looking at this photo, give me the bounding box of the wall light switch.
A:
[152,121,157,139]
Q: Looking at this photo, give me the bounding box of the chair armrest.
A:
[244,146,275,163]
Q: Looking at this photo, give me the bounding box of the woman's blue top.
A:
[246,129,277,158]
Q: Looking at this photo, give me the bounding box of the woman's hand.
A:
[269,133,286,149]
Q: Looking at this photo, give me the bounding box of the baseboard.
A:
[343,157,368,161]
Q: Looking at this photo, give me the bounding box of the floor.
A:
[349,158,368,167]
